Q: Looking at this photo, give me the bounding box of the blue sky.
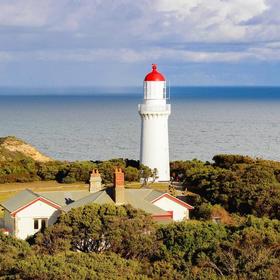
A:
[0,0,280,87]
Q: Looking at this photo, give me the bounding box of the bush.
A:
[1,210,280,280]
[34,204,159,259]
[213,154,255,168]
[174,156,280,219]
[156,221,228,265]
[125,166,139,182]
[15,252,146,280]
[0,232,32,277]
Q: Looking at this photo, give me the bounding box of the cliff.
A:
[0,136,52,162]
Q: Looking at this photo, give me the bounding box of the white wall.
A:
[153,196,189,221]
[140,113,170,181]
[15,200,60,239]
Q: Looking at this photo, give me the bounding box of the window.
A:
[34,218,48,230]
[34,219,39,230]
[41,219,47,230]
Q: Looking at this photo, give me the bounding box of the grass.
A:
[125,181,170,191]
[150,182,171,191]
[0,180,87,194]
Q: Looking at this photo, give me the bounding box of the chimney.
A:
[89,169,102,193]
[114,168,125,205]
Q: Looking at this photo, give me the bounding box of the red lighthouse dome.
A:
[144,64,165,82]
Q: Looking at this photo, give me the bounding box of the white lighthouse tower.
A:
[138,64,171,182]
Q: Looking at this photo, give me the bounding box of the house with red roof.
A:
[1,168,193,239]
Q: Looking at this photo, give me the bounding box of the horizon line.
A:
[0,85,280,90]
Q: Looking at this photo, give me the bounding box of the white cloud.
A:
[2,45,280,64]
[0,0,279,66]
[155,0,268,23]
[0,0,99,30]
[0,0,54,27]
[0,0,269,40]
[153,0,268,42]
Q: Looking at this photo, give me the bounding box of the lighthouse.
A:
[138,64,171,182]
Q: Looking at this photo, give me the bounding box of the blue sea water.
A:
[0,87,280,162]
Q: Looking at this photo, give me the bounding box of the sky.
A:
[0,0,280,87]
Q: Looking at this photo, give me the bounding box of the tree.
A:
[213,216,280,280]
[140,165,158,187]
[0,232,32,278]
[96,159,125,185]
[174,155,280,219]
[14,252,146,280]
[125,166,140,182]
[156,221,228,265]
[34,204,159,259]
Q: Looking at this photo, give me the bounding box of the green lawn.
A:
[125,181,170,191]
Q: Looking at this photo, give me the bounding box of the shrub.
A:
[34,204,159,259]
[125,166,139,182]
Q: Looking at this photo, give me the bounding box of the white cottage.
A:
[2,190,60,239]
[1,169,193,239]
[1,189,88,239]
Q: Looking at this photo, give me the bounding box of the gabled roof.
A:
[62,190,115,212]
[1,187,193,218]
[1,189,39,213]
[38,190,89,207]
[151,193,194,210]
[124,189,166,215]
[61,188,168,215]
[1,189,85,215]
[144,189,166,202]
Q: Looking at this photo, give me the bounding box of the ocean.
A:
[0,87,280,162]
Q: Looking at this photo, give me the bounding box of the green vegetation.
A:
[0,155,143,185]
[1,204,279,280]
[1,137,280,279]
[33,204,158,258]
[171,154,280,220]
[0,136,144,185]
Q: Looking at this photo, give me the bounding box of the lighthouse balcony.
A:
[138,104,171,114]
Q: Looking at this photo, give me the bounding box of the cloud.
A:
[0,0,280,44]
[152,0,268,42]
[0,0,280,87]
[2,45,280,64]
[154,0,267,23]
[0,0,101,31]
[0,0,54,27]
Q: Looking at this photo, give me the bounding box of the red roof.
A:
[144,64,165,82]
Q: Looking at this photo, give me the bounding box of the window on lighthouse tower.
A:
[163,84,166,99]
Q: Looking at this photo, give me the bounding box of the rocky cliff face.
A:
[0,136,52,162]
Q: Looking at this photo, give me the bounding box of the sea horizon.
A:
[1,86,280,162]
[1,85,280,98]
